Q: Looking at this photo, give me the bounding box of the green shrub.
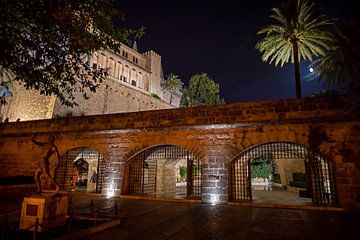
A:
[251,163,272,179]
[149,93,160,99]
[179,166,187,180]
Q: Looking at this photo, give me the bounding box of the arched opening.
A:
[122,145,202,199]
[73,158,89,190]
[55,147,105,193]
[229,142,337,206]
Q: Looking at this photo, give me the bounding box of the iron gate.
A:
[126,145,202,199]
[229,142,337,205]
[55,147,105,193]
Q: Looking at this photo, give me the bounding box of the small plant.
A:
[149,92,160,99]
[179,166,187,181]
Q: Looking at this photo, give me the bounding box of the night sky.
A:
[117,0,359,103]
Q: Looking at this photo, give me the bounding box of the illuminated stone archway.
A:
[121,145,202,199]
[55,147,105,193]
[229,142,337,206]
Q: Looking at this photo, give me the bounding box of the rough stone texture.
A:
[0,43,180,122]
[0,96,359,210]
[2,83,55,121]
[53,77,174,117]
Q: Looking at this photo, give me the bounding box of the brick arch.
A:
[229,125,311,163]
[121,143,203,199]
[229,141,337,205]
[55,146,105,193]
[123,141,204,163]
[59,145,105,158]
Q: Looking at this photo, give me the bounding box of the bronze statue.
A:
[32,134,61,193]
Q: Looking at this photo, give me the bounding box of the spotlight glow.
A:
[309,67,314,73]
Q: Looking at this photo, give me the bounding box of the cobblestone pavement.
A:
[1,187,360,240]
[71,195,360,240]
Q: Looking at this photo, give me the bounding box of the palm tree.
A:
[160,73,183,105]
[256,0,334,98]
[312,21,360,94]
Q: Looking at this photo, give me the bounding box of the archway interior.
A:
[230,142,336,206]
[55,147,105,193]
[126,145,201,199]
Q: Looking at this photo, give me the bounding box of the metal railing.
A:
[67,197,119,231]
[1,197,120,240]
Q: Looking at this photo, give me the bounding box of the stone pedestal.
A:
[19,192,68,232]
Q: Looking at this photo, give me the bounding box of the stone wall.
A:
[2,77,174,121]
[1,83,55,122]
[53,77,174,117]
[0,97,359,210]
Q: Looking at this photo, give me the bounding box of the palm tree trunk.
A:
[169,92,173,105]
[293,41,302,98]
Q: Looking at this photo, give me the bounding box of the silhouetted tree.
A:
[256,0,334,98]
[313,21,360,95]
[180,73,224,107]
[0,0,143,106]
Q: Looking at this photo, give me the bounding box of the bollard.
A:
[68,212,73,233]
[33,218,39,240]
[115,201,118,217]
[94,205,98,227]
[90,200,94,216]
[68,197,72,216]
[1,213,8,239]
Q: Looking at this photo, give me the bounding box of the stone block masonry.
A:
[0,96,359,210]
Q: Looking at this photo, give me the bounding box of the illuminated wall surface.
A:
[0,43,181,122]
[0,97,359,210]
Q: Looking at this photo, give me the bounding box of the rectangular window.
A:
[92,63,97,70]
[131,80,136,86]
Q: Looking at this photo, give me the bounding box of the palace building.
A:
[1,42,181,122]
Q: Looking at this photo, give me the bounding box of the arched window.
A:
[108,58,115,76]
[131,68,137,86]
[92,53,98,70]
[99,53,106,69]
[123,65,130,83]
[138,72,143,89]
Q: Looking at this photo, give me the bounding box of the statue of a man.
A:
[32,134,61,194]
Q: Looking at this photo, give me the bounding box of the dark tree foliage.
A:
[313,21,360,95]
[180,73,224,107]
[0,0,143,106]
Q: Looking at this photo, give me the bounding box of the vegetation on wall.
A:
[149,92,161,99]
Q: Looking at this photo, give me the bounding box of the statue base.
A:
[19,192,68,232]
